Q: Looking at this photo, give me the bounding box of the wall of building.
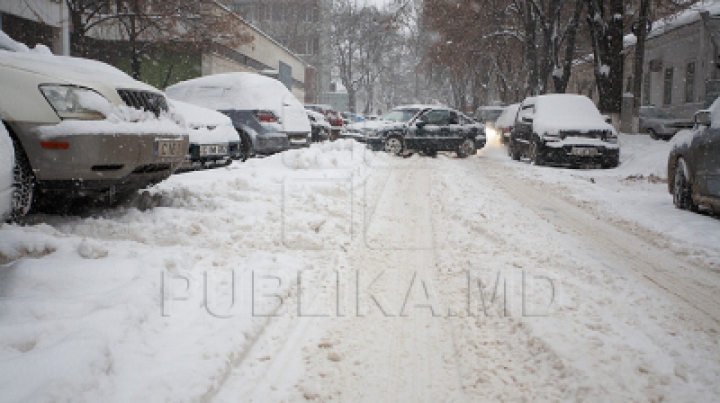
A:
[0,0,69,54]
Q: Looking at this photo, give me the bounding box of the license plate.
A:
[290,137,307,144]
[156,140,183,157]
[199,144,228,156]
[571,147,597,156]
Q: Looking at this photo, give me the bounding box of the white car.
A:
[169,100,241,171]
[494,103,520,144]
[0,30,188,219]
[166,73,311,158]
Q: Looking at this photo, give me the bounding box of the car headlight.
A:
[39,85,107,120]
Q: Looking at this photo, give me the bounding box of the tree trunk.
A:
[553,0,584,93]
[585,0,624,114]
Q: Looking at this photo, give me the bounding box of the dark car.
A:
[508,94,620,168]
[365,107,486,158]
[667,105,720,213]
[640,106,693,140]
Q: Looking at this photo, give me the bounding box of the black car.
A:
[365,107,486,158]
[668,107,720,213]
[508,94,620,168]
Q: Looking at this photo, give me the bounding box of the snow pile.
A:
[0,123,13,218]
[0,140,371,401]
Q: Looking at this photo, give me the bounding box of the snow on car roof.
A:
[531,94,615,134]
[165,72,301,112]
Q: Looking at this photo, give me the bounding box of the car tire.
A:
[237,130,252,162]
[383,136,404,155]
[456,138,476,159]
[647,128,658,140]
[530,138,545,166]
[673,158,698,212]
[9,137,35,221]
[602,157,619,169]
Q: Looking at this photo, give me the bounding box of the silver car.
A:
[640,106,693,140]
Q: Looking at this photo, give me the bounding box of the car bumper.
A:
[12,121,188,182]
[543,143,620,165]
[338,131,367,142]
[287,132,311,149]
[255,133,290,154]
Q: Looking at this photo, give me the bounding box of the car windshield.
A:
[641,107,675,119]
[381,109,421,122]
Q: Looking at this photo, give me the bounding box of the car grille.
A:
[117,89,168,117]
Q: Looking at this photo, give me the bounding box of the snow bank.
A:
[0,139,372,401]
[0,123,13,218]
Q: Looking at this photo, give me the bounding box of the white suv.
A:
[0,31,188,220]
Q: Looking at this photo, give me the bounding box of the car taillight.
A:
[255,110,279,123]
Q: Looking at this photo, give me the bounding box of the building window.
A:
[685,61,696,103]
[643,73,651,105]
[663,67,674,105]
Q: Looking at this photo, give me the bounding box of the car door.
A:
[410,109,449,150]
[695,125,720,198]
[513,102,535,153]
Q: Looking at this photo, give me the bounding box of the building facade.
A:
[225,0,330,103]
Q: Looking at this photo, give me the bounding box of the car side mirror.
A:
[416,121,427,129]
[694,110,711,127]
[603,115,612,124]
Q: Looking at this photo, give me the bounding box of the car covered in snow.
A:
[475,105,505,124]
[0,30,188,219]
[508,94,620,168]
[640,105,693,140]
[165,73,311,158]
[365,107,486,158]
[169,100,240,171]
[306,109,331,142]
[667,101,720,213]
[493,103,520,144]
[305,104,344,140]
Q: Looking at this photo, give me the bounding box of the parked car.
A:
[493,103,520,144]
[341,111,365,125]
[306,109,331,142]
[667,101,720,213]
[166,72,311,159]
[0,30,188,220]
[640,105,693,140]
[365,107,486,158]
[475,105,505,124]
[508,94,620,168]
[169,100,240,171]
[305,104,343,140]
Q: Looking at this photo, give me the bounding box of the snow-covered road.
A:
[1,137,719,401]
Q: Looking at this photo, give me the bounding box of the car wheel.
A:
[10,137,35,221]
[673,158,698,212]
[237,130,252,162]
[602,157,619,169]
[647,128,658,140]
[456,138,476,158]
[383,136,404,155]
[530,138,545,166]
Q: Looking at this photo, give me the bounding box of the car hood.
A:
[0,50,159,97]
